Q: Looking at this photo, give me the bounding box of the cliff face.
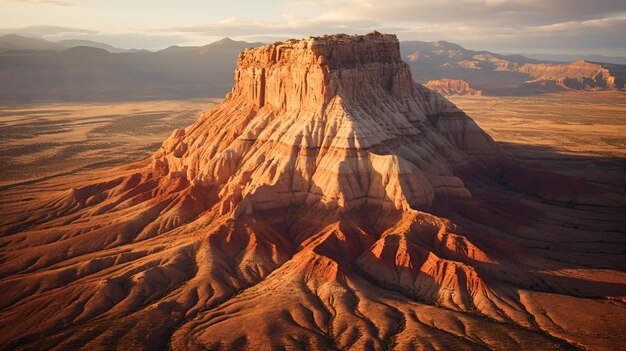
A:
[154,32,495,215]
[231,33,409,109]
[519,60,620,90]
[424,78,483,96]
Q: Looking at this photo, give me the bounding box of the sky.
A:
[1,0,625,56]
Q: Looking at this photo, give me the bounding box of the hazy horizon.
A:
[1,0,625,56]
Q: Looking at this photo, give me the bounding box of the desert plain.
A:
[2,92,623,193]
[449,91,626,195]
[0,99,218,188]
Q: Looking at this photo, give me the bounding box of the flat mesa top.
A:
[237,32,402,69]
[294,31,396,45]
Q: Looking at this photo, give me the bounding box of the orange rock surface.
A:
[424,78,482,96]
[0,32,624,351]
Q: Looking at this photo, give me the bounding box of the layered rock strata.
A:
[425,78,483,96]
[153,32,495,215]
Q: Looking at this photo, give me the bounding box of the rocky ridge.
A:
[402,40,626,95]
[424,78,483,96]
[153,32,495,215]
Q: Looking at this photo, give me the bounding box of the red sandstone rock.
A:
[0,33,624,351]
[154,32,495,215]
[425,78,483,96]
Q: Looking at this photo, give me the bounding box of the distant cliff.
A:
[424,78,482,96]
[402,40,626,95]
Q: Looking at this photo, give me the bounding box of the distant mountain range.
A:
[0,34,68,52]
[0,34,135,53]
[0,34,624,103]
[523,53,626,65]
[400,40,626,96]
[0,34,263,103]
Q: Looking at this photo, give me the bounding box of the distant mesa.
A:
[519,59,622,91]
[424,78,482,96]
[401,40,626,95]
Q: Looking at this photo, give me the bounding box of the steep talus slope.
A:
[1,32,625,351]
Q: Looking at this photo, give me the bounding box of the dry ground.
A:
[449,91,626,194]
[0,92,625,350]
[449,91,626,157]
[0,99,217,187]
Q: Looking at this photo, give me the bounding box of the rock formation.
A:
[424,78,482,96]
[402,40,626,95]
[519,60,620,90]
[1,32,625,351]
[152,33,494,216]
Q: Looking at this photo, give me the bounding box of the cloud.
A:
[9,0,72,5]
[509,16,626,53]
[0,25,95,37]
[142,0,626,55]
[154,18,380,40]
[285,0,626,27]
[3,0,625,54]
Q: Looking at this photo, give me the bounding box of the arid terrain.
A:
[449,92,626,195]
[450,92,626,157]
[0,100,216,188]
[0,33,625,351]
[2,92,623,193]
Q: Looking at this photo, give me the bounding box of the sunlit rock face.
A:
[154,32,496,215]
[425,78,483,96]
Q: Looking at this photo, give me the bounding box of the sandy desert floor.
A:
[0,92,625,350]
[448,91,626,157]
[0,99,218,188]
[449,91,626,194]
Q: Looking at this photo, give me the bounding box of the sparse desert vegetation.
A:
[450,91,626,157]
